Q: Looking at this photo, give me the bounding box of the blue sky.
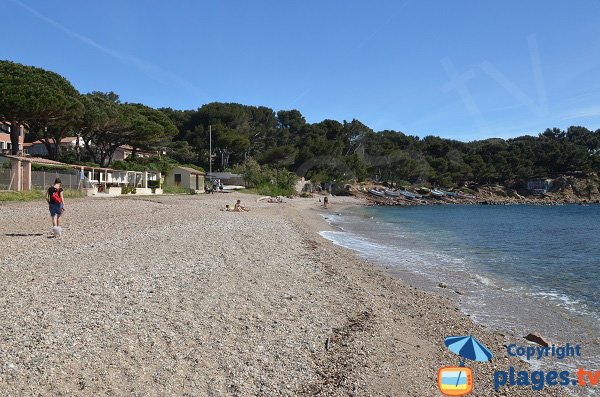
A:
[2,0,600,141]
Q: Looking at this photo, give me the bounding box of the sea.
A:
[320,204,600,374]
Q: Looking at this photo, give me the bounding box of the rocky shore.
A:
[355,176,600,207]
[0,194,570,396]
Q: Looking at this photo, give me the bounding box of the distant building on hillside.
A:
[527,179,553,195]
[25,136,85,156]
[113,145,157,161]
[23,137,157,161]
[0,122,25,154]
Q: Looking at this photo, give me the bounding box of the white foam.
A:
[319,230,388,253]
[474,274,495,287]
[527,290,592,318]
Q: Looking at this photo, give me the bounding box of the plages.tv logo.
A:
[438,336,494,396]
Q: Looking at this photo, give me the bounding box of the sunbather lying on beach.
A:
[234,199,249,212]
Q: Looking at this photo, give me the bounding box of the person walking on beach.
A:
[47,178,65,232]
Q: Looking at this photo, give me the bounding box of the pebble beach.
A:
[0,194,570,396]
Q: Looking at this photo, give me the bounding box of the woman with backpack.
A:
[47,178,65,232]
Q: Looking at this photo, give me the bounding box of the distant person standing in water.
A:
[47,178,64,233]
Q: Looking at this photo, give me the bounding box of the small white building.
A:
[165,166,206,192]
[82,166,161,196]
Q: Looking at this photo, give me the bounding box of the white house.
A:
[112,145,156,161]
[25,136,85,156]
[23,137,156,162]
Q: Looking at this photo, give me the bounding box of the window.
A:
[174,174,181,186]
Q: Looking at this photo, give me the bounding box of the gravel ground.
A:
[0,194,571,396]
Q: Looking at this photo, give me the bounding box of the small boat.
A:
[399,190,422,199]
[384,189,401,197]
[368,188,386,197]
[418,187,431,194]
[431,189,446,197]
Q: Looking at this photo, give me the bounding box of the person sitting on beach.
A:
[234,199,249,212]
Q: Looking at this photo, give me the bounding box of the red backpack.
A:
[50,188,62,204]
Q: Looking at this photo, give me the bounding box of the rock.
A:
[438,282,447,289]
[524,333,549,347]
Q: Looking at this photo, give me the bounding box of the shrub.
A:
[239,159,298,196]
[0,189,86,202]
[120,186,137,194]
[163,185,190,194]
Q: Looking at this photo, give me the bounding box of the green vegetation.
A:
[111,157,178,175]
[163,185,191,194]
[3,60,600,189]
[120,186,137,194]
[0,190,45,202]
[30,164,70,171]
[237,159,298,197]
[0,60,83,158]
[0,189,86,202]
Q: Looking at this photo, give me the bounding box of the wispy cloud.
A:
[9,0,208,103]
[560,105,600,121]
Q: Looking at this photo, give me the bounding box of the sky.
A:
[2,0,600,141]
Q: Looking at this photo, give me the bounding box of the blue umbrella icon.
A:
[445,335,493,364]
[443,336,493,389]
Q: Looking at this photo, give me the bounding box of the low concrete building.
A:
[206,171,244,186]
[166,166,205,192]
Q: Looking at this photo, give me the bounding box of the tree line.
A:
[2,60,599,186]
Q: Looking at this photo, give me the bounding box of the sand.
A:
[0,193,570,396]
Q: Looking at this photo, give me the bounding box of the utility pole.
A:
[209,125,212,179]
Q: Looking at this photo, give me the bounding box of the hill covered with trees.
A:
[2,60,600,189]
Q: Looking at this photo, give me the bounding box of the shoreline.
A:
[275,197,575,396]
[312,199,599,362]
[0,194,570,396]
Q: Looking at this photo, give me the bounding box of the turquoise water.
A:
[320,205,600,370]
